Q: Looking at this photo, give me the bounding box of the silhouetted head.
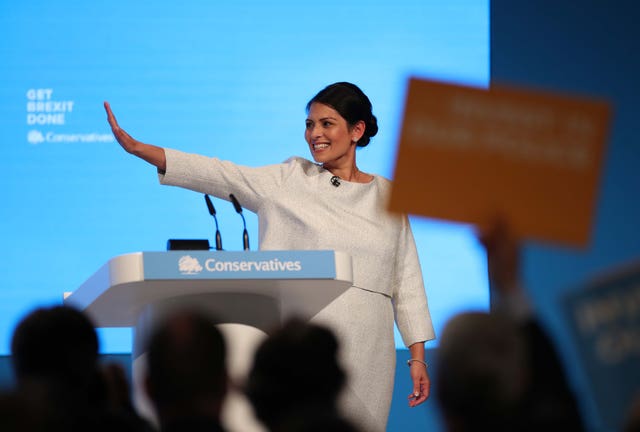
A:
[145,310,227,418]
[11,305,99,388]
[435,312,529,431]
[246,318,346,429]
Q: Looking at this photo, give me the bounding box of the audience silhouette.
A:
[10,304,151,431]
[436,311,529,431]
[434,220,585,431]
[0,390,39,432]
[144,309,228,432]
[246,318,360,432]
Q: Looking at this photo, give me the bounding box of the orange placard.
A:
[389,78,611,247]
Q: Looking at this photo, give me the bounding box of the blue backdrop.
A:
[0,0,489,354]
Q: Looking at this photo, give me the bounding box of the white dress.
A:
[159,149,435,431]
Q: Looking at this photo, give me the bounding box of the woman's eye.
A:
[305,122,312,129]
[323,121,332,127]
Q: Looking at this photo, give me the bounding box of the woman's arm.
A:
[104,101,167,171]
[391,215,434,407]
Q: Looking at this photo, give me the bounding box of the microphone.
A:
[229,193,250,250]
[204,194,223,250]
[330,175,341,187]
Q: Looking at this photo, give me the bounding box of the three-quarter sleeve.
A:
[392,215,436,347]
[158,148,291,212]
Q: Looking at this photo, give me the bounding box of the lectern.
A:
[65,250,353,432]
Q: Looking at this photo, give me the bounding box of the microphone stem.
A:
[215,230,223,251]
[240,213,249,250]
[213,215,222,250]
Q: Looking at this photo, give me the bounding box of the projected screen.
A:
[0,1,489,354]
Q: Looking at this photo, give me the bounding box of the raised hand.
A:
[478,218,521,295]
[103,101,166,170]
[104,101,142,154]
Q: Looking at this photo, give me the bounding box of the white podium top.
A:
[65,250,353,327]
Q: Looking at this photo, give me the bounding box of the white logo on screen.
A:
[178,255,203,275]
[27,130,45,145]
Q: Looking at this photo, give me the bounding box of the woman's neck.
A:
[323,163,373,183]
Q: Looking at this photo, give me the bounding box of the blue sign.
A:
[143,250,337,280]
[563,261,640,431]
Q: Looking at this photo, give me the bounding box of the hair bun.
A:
[358,114,378,147]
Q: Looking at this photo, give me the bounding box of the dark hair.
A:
[306,82,378,147]
[11,305,99,386]
[246,319,346,428]
[146,310,227,410]
[435,312,528,430]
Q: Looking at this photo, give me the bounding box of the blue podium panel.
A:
[143,250,338,280]
[65,250,353,327]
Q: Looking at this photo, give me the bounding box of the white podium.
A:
[65,250,353,432]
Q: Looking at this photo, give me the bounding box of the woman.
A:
[105,82,435,431]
